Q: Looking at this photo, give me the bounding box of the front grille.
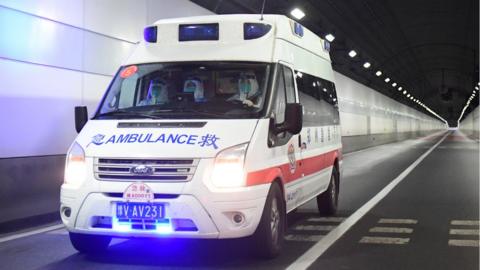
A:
[94,158,198,182]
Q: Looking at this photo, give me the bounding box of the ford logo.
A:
[130,165,154,175]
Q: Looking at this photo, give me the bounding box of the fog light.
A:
[62,207,71,218]
[233,213,244,224]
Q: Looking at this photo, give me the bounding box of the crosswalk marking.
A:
[359,236,410,245]
[378,218,418,224]
[307,217,345,223]
[449,229,479,236]
[285,234,324,242]
[294,225,336,231]
[369,227,413,234]
[448,239,480,247]
[450,220,479,226]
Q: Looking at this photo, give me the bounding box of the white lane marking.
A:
[448,239,480,247]
[451,220,480,226]
[369,227,413,234]
[285,235,324,242]
[359,236,410,245]
[286,132,449,270]
[46,229,69,235]
[307,217,346,223]
[294,225,336,231]
[378,218,418,224]
[110,238,128,245]
[449,229,479,236]
[0,224,65,244]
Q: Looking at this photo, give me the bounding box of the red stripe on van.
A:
[246,149,340,186]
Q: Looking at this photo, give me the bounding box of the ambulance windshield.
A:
[95,62,271,119]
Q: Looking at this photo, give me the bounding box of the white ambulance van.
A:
[61,14,342,258]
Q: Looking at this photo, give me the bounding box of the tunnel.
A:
[0,1,478,269]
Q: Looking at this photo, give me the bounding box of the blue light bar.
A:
[244,23,272,40]
[144,26,157,43]
[179,23,219,41]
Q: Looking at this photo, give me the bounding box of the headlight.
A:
[64,142,86,186]
[211,143,248,188]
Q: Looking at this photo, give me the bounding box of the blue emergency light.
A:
[244,23,272,40]
[179,24,219,41]
[144,26,157,43]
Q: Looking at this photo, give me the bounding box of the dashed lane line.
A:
[286,132,448,270]
[307,217,346,223]
[448,239,480,247]
[359,236,410,245]
[285,235,324,242]
[378,218,418,225]
[294,225,336,231]
[449,229,479,236]
[369,227,413,234]
[450,220,479,226]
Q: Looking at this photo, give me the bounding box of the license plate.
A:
[116,202,164,219]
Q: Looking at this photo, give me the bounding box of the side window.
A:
[272,68,286,124]
[283,66,296,103]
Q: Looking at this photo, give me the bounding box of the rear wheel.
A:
[317,166,339,216]
[69,232,111,253]
[252,183,285,259]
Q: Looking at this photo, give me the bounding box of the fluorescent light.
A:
[410,96,414,100]
[398,86,403,91]
[385,77,390,83]
[375,70,382,76]
[392,82,397,87]
[363,62,371,68]
[348,50,357,58]
[403,90,407,95]
[475,86,479,90]
[325,34,335,42]
[290,8,305,20]
[407,94,411,97]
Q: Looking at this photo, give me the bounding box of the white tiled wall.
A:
[460,106,479,136]
[0,0,213,158]
[334,72,445,137]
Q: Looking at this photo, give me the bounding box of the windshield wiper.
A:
[95,109,165,119]
[174,108,236,119]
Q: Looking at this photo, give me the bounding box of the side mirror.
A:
[275,103,303,135]
[75,106,88,133]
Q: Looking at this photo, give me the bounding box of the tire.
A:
[317,166,339,216]
[69,232,111,253]
[252,182,285,259]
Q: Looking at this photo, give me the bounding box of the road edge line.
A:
[0,224,65,244]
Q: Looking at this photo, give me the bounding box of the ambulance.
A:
[61,14,342,258]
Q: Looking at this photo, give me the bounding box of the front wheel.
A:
[317,166,339,216]
[252,183,285,259]
[69,232,111,253]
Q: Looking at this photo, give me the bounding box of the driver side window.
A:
[269,64,296,145]
[273,68,286,124]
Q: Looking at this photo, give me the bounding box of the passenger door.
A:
[269,62,303,212]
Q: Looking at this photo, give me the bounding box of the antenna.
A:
[260,0,267,20]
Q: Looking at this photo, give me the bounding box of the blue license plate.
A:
[116,202,164,219]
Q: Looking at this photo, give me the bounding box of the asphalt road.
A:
[0,131,477,270]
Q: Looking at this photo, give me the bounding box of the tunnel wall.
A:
[0,0,213,226]
[0,1,445,227]
[334,72,445,153]
[460,106,479,140]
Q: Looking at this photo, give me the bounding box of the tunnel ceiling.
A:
[192,0,479,126]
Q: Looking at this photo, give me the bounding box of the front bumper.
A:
[60,183,269,239]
